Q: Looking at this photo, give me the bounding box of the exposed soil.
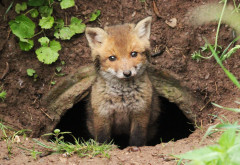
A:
[1,0,240,164]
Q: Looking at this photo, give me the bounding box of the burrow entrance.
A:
[42,65,202,149]
[54,95,195,149]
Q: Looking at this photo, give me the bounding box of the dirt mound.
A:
[0,0,240,164]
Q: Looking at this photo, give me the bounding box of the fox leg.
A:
[129,114,149,146]
[93,115,111,144]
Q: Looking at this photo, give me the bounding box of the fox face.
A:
[85,17,152,79]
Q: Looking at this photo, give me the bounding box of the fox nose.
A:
[123,70,132,78]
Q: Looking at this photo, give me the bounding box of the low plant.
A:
[177,40,240,164]
[0,88,7,101]
[178,0,240,164]
[18,145,42,160]
[177,129,240,164]
[33,129,114,158]
[191,0,240,62]
[0,121,9,138]
[8,0,100,64]
[0,121,31,154]
[27,68,38,81]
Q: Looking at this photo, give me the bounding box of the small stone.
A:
[132,11,136,17]
[128,147,141,152]
[14,135,21,143]
[205,73,210,80]
[165,18,177,28]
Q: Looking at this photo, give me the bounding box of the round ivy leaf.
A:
[90,10,101,22]
[27,68,36,76]
[30,9,39,18]
[38,37,50,46]
[50,40,61,52]
[39,16,54,29]
[27,0,45,6]
[19,39,34,51]
[15,2,27,14]
[69,17,86,34]
[36,47,59,64]
[54,27,74,40]
[36,40,61,64]
[38,6,53,17]
[60,0,75,9]
[9,14,35,40]
[54,19,64,30]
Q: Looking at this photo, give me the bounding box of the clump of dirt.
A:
[0,0,240,164]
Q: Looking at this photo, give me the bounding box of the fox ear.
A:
[85,27,107,49]
[134,17,152,40]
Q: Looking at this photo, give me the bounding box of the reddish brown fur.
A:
[99,24,148,73]
[85,17,160,146]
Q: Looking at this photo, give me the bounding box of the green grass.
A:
[0,122,9,138]
[1,124,114,159]
[33,129,114,158]
[18,145,42,160]
[177,129,240,165]
[179,0,240,164]
[191,0,240,62]
[0,88,7,101]
[0,121,31,154]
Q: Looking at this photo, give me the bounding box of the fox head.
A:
[85,17,152,79]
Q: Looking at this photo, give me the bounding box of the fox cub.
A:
[85,17,160,146]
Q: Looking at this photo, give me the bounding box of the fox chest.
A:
[103,89,148,133]
[98,83,149,112]
[92,80,152,133]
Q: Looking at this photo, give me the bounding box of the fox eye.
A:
[131,51,138,57]
[108,55,117,61]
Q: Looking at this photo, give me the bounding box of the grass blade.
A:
[220,36,240,60]
[207,43,240,89]
[212,102,240,112]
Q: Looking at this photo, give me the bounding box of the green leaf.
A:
[50,40,61,52]
[30,9,39,18]
[19,39,34,51]
[39,16,54,29]
[36,40,61,64]
[69,17,86,34]
[33,74,38,80]
[60,0,75,9]
[51,81,56,85]
[222,68,240,89]
[54,27,74,40]
[56,66,62,72]
[38,37,49,46]
[215,123,240,130]
[218,129,236,149]
[229,151,240,165]
[177,146,220,162]
[208,43,240,89]
[61,61,65,65]
[212,103,240,113]
[38,6,53,17]
[90,10,101,22]
[54,19,64,30]
[9,14,35,40]
[15,2,27,14]
[0,91,7,101]
[54,129,60,134]
[28,0,45,6]
[36,47,59,64]
[27,69,36,76]
[55,73,65,77]
[44,0,54,6]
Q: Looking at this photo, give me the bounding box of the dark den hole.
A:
[54,96,195,149]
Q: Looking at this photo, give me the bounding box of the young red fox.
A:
[85,17,160,146]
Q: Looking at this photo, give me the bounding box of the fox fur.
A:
[85,17,160,146]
